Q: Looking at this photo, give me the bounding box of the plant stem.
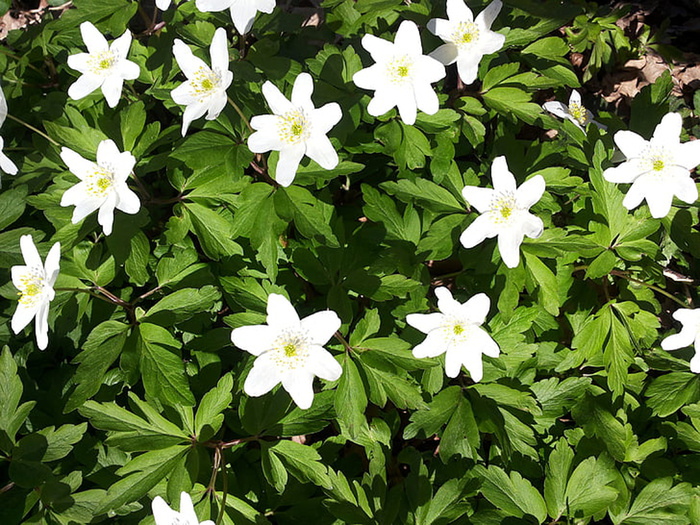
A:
[54,286,114,305]
[0,47,45,76]
[6,114,59,146]
[227,96,253,132]
[129,171,152,200]
[215,451,228,525]
[334,331,353,353]
[610,270,689,308]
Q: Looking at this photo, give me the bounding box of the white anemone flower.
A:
[661,308,700,373]
[195,0,276,35]
[0,83,17,179]
[543,90,605,131]
[231,293,343,409]
[603,112,700,219]
[427,0,506,85]
[171,28,233,137]
[11,235,60,351]
[460,156,545,269]
[152,492,214,525]
[60,140,140,236]
[67,22,140,108]
[156,0,173,8]
[352,20,446,125]
[248,72,342,187]
[407,287,499,381]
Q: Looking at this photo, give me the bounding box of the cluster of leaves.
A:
[1,0,700,523]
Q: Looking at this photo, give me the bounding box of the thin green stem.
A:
[334,331,353,354]
[0,47,45,76]
[227,96,253,132]
[6,114,59,146]
[215,451,228,525]
[129,171,152,200]
[610,270,689,308]
[54,286,113,305]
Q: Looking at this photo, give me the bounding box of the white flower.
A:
[231,293,343,409]
[406,287,499,381]
[661,308,700,373]
[195,0,276,35]
[152,492,214,525]
[352,20,446,125]
[543,90,605,131]
[603,112,700,219]
[427,0,505,85]
[156,0,172,8]
[11,235,60,351]
[67,22,139,108]
[0,81,17,179]
[60,139,140,236]
[171,28,233,137]
[248,72,342,187]
[460,156,545,268]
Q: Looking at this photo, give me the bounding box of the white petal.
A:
[435,286,462,316]
[417,55,446,83]
[20,234,42,268]
[281,370,316,409]
[459,214,497,248]
[231,324,277,355]
[196,0,233,12]
[395,86,417,125]
[70,197,101,224]
[311,103,342,134]
[413,80,440,116]
[516,175,545,209]
[677,139,700,171]
[97,192,117,236]
[115,185,140,214]
[413,331,448,358]
[266,293,300,329]
[118,59,140,80]
[673,308,700,326]
[366,89,397,118]
[614,130,647,160]
[210,27,230,74]
[569,90,582,107]
[110,30,133,62]
[96,139,121,165]
[673,175,698,205]
[262,80,294,115]
[456,55,481,85]
[360,33,395,62]
[155,0,172,9]
[44,242,61,286]
[178,493,197,524]
[12,303,38,335]
[248,128,283,153]
[429,43,459,66]
[497,228,524,268]
[152,496,177,525]
[472,326,500,357]
[477,31,506,55]
[543,101,569,119]
[444,345,465,378]
[603,161,641,184]
[300,310,341,345]
[307,345,342,382]
[181,100,209,136]
[662,330,695,351]
[60,148,94,180]
[305,135,338,170]
[406,312,445,334]
[394,20,422,57]
[447,0,474,22]
[0,151,18,175]
[101,75,124,108]
[68,74,103,101]
[690,348,700,374]
[456,347,483,381]
[652,112,682,146]
[205,91,227,120]
[34,302,49,350]
[352,64,382,90]
[521,212,544,239]
[80,21,108,54]
[250,114,279,132]
[462,185,495,213]
[475,0,502,29]
[275,145,305,187]
[67,52,92,73]
[229,1,258,34]
[0,84,7,128]
[490,156,516,193]
[291,72,314,110]
[644,184,674,218]
[173,39,208,78]
[244,354,281,397]
[460,293,490,326]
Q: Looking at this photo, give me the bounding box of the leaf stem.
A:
[227,96,253,133]
[610,270,689,308]
[334,331,353,353]
[215,450,228,525]
[6,114,59,146]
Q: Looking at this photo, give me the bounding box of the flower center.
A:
[489,192,518,224]
[387,55,414,85]
[568,102,588,126]
[86,166,115,198]
[451,21,480,48]
[17,267,46,306]
[192,66,220,101]
[653,159,664,171]
[89,51,117,75]
[278,110,311,144]
[271,328,310,371]
[453,324,464,335]
[639,145,675,177]
[440,318,473,345]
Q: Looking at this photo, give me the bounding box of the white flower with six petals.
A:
[67,22,140,108]
[248,72,342,187]
[603,112,700,218]
[543,90,605,131]
[231,293,343,409]
[407,287,499,381]
[152,492,214,525]
[661,308,700,373]
[60,139,140,236]
[352,20,446,125]
[172,28,233,136]
[11,235,60,351]
[427,0,505,85]
[460,156,545,268]
[195,0,276,35]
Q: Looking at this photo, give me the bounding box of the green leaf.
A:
[477,464,548,523]
[335,355,369,442]
[194,374,233,441]
[184,202,243,260]
[0,185,27,231]
[0,347,35,451]
[482,87,543,124]
[544,438,574,520]
[565,456,618,519]
[268,440,332,489]
[645,372,700,418]
[618,478,691,524]
[144,286,222,325]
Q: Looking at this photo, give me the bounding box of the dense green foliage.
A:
[1,0,700,523]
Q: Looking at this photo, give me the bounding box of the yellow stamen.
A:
[284,344,297,357]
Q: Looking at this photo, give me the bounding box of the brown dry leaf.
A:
[672,53,700,97]
[0,0,53,41]
[600,50,672,107]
